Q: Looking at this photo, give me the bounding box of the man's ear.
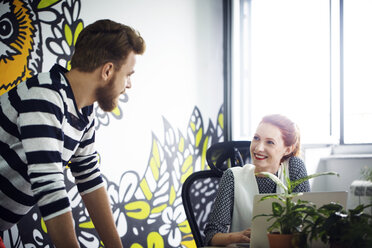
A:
[101,62,114,82]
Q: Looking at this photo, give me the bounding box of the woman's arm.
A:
[210,228,251,246]
[204,169,234,244]
[204,169,251,246]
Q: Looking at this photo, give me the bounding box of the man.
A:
[0,19,145,247]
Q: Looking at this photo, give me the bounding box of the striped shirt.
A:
[0,64,104,231]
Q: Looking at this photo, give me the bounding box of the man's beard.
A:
[96,76,119,112]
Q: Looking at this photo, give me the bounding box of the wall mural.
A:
[0,0,125,126]
[4,106,224,248]
[0,0,224,247]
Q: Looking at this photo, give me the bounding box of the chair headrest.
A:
[206,141,251,176]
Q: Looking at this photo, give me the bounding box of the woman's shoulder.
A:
[288,156,308,179]
[289,156,305,168]
[229,163,255,172]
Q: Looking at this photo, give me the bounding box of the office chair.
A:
[206,140,251,176]
[182,140,251,247]
[181,169,221,247]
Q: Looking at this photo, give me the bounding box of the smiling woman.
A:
[203,114,310,247]
[251,114,301,175]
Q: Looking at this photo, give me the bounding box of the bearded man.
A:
[0,19,146,248]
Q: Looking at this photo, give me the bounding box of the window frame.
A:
[225,0,372,146]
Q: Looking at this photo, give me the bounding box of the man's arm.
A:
[81,186,123,248]
[45,211,80,248]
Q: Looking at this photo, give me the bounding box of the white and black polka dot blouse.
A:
[204,156,310,245]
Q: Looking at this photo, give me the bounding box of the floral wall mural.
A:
[1,0,224,247]
[4,106,224,247]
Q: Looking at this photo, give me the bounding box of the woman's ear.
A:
[284,145,294,156]
[101,62,114,82]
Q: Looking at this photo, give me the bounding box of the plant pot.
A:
[267,233,294,248]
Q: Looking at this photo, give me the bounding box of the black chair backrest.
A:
[181,170,221,247]
[181,140,251,247]
[206,140,251,176]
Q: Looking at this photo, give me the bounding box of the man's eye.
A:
[253,136,259,141]
[267,140,274,145]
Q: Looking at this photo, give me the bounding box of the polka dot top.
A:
[203,156,310,245]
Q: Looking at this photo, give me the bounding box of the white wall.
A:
[304,145,372,209]
[311,155,372,192]
[3,1,224,247]
[76,0,225,183]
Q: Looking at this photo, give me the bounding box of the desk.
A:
[203,243,250,248]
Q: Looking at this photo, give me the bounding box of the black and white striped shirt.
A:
[0,64,103,231]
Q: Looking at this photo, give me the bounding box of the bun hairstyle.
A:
[260,114,301,162]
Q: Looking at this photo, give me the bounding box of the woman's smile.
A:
[253,153,267,160]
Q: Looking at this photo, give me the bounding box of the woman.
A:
[204,114,310,246]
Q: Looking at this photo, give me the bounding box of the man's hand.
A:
[82,186,123,248]
[211,228,251,246]
[45,211,80,248]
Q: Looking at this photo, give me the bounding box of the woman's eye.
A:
[267,140,275,145]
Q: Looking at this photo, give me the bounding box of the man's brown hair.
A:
[70,19,145,72]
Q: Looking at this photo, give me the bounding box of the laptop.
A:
[249,191,348,248]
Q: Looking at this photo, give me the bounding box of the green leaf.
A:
[258,194,286,204]
[252,213,274,220]
[284,165,292,193]
[318,202,344,214]
[272,202,284,216]
[37,0,61,9]
[291,171,339,190]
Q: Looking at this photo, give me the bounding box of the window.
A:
[343,0,372,143]
[231,0,372,144]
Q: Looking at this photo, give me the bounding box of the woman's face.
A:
[250,122,292,174]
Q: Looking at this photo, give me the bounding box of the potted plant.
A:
[253,168,339,248]
[307,202,372,248]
